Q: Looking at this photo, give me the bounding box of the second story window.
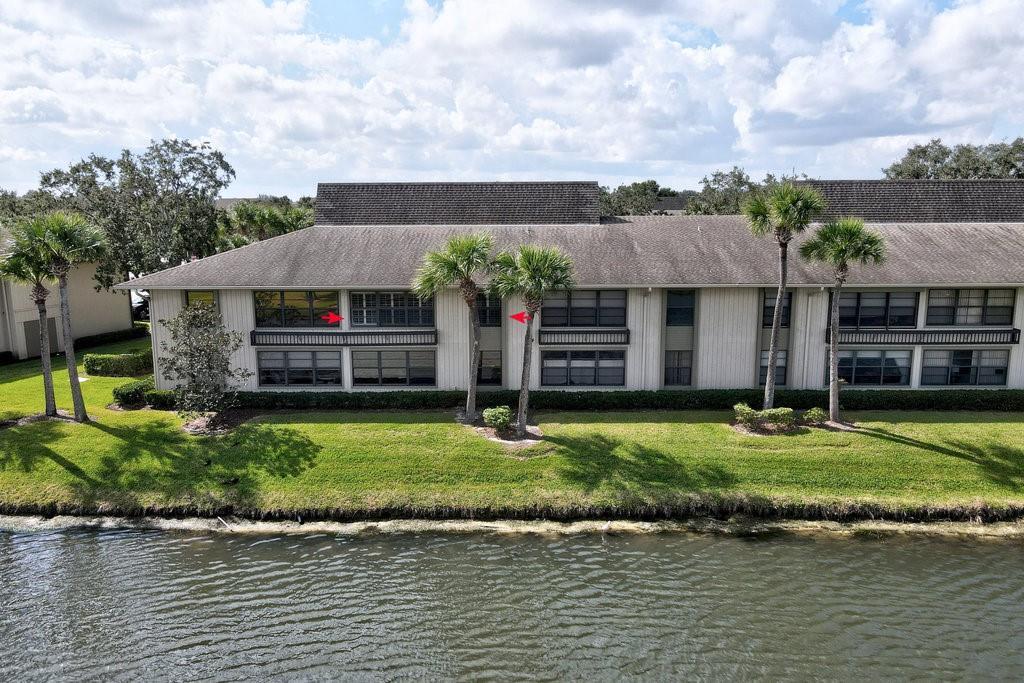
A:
[350,291,434,327]
[254,290,338,328]
[541,290,626,327]
[761,289,792,328]
[666,290,695,326]
[837,291,917,329]
[477,293,502,327]
[926,289,1015,326]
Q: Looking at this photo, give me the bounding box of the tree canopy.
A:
[598,180,690,217]
[38,138,235,288]
[883,138,1024,179]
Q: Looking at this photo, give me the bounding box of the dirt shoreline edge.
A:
[3,513,1024,539]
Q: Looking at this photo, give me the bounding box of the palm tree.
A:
[800,218,886,423]
[0,220,58,416]
[38,212,106,422]
[412,233,495,421]
[490,245,575,437]
[744,182,825,408]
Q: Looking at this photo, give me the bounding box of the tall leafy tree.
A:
[0,221,58,416]
[685,167,801,215]
[490,245,575,436]
[883,137,1024,179]
[38,212,106,422]
[412,233,495,420]
[39,139,235,288]
[800,219,886,422]
[744,182,825,409]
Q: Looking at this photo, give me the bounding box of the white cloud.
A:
[0,0,1021,196]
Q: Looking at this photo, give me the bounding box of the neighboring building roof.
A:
[654,196,689,211]
[314,181,601,225]
[801,179,1024,222]
[116,215,1024,290]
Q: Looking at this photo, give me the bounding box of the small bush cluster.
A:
[113,377,155,409]
[802,407,829,425]
[143,389,177,410]
[84,351,153,377]
[74,324,148,351]
[482,405,513,433]
[734,403,796,432]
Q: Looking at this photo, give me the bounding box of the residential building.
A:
[1,260,134,360]
[119,180,1024,392]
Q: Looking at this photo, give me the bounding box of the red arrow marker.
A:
[320,311,343,325]
[510,311,532,324]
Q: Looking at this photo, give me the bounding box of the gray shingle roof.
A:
[314,182,600,225]
[115,215,1024,290]
[801,179,1024,222]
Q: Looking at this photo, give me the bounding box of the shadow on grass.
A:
[0,416,321,511]
[544,432,738,500]
[856,426,1024,490]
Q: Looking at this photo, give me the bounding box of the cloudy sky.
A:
[0,0,1021,198]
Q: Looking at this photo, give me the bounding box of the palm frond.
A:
[411,232,494,297]
[799,217,886,273]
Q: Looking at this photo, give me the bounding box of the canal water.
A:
[2,527,1023,680]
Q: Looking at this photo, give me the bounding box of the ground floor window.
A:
[478,350,502,385]
[837,349,911,386]
[664,350,692,386]
[258,350,342,386]
[921,349,1009,386]
[184,290,218,310]
[352,350,436,386]
[541,350,625,386]
[759,349,788,386]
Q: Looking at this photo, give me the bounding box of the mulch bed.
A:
[0,410,77,430]
[182,408,263,435]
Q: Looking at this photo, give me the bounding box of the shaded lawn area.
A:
[2,343,1024,517]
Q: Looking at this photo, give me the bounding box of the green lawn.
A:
[1,340,1023,519]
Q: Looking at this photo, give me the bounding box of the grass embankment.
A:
[1,338,1023,522]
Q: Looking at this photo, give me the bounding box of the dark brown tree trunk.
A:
[829,275,844,423]
[34,289,57,417]
[58,274,88,422]
[465,290,482,421]
[516,311,536,437]
[763,239,788,409]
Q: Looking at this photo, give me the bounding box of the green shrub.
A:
[75,324,148,350]
[482,406,513,432]
[734,402,795,431]
[802,407,829,425]
[113,377,154,409]
[144,389,177,410]
[733,402,759,428]
[84,351,153,377]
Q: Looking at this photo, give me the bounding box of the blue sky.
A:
[0,0,1020,198]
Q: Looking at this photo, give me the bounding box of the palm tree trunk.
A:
[829,278,843,423]
[763,240,788,409]
[516,313,535,437]
[466,298,482,421]
[35,296,57,417]
[58,275,88,422]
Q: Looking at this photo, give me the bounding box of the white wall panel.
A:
[626,287,662,389]
[149,289,183,389]
[435,289,471,390]
[695,287,759,388]
[789,288,829,389]
[219,289,258,390]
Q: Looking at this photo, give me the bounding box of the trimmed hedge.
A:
[75,324,148,350]
[113,377,154,409]
[139,388,1024,412]
[84,350,153,377]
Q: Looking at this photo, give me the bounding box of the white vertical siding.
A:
[67,263,133,338]
[626,287,662,389]
[0,281,11,353]
[695,287,759,388]
[1008,287,1024,389]
[219,289,258,390]
[789,288,829,389]
[149,289,183,389]
[502,293,540,389]
[435,289,471,390]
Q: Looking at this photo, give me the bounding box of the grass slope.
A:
[1,339,1023,520]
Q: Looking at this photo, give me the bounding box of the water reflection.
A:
[2,530,1023,680]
